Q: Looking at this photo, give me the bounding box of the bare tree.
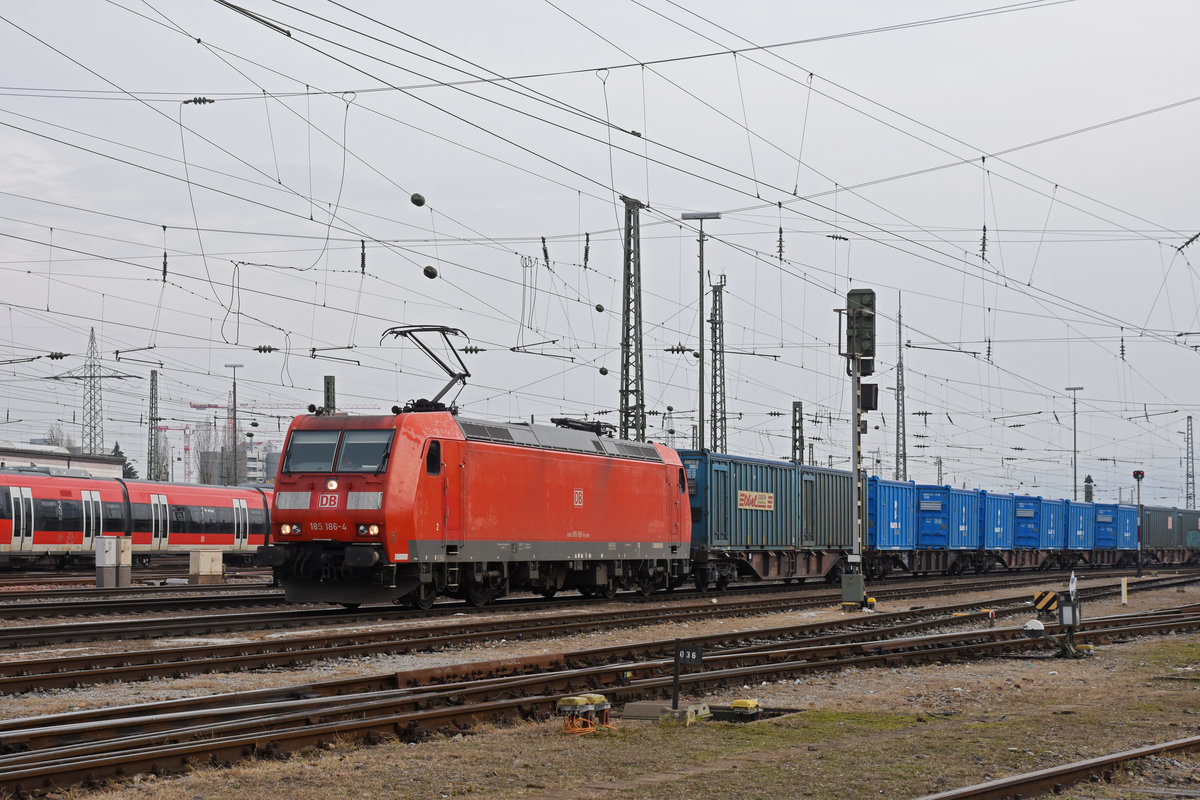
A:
[192,418,220,484]
[44,423,77,450]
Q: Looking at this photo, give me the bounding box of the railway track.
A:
[0,567,1162,627]
[0,595,1197,797]
[0,575,1193,694]
[914,735,1200,799]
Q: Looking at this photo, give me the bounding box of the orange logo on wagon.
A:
[737,491,775,511]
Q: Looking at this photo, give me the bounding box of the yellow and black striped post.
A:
[1033,590,1059,616]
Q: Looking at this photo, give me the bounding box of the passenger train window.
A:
[426,440,441,475]
[336,430,394,473]
[283,430,340,473]
[0,488,9,520]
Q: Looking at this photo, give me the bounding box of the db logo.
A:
[318,493,339,508]
[573,489,584,507]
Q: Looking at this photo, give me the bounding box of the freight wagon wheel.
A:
[695,573,710,592]
[715,575,730,592]
[538,588,558,599]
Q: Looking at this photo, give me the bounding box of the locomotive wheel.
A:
[409,584,437,610]
[466,582,493,608]
[600,582,617,600]
[340,603,361,610]
[538,588,558,599]
[695,573,710,592]
[639,576,655,597]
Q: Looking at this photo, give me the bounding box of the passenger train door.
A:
[80,490,102,550]
[232,498,249,551]
[11,487,34,552]
[150,493,169,552]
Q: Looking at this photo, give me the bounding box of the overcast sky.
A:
[1,1,1198,503]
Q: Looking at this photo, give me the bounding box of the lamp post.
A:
[225,363,244,485]
[1132,469,1144,577]
[1066,386,1083,500]
[682,211,720,449]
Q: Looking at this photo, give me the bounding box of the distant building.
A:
[245,439,279,485]
[196,438,278,486]
[0,441,124,478]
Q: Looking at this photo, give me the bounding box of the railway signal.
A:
[846,288,877,358]
[1133,469,1144,576]
[840,288,878,609]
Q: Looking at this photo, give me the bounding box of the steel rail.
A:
[912,735,1200,799]
[2,610,1199,797]
[1,576,1194,694]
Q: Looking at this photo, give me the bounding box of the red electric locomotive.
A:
[259,410,691,607]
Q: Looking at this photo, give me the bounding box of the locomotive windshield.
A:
[283,430,340,473]
[335,430,394,473]
[282,429,394,474]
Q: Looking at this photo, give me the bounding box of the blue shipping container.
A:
[1115,505,1137,551]
[1040,499,1067,549]
[1094,503,1118,549]
[1013,495,1041,549]
[916,486,980,550]
[867,477,916,550]
[980,491,1015,550]
[1066,501,1095,550]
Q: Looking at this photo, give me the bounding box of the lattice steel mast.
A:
[895,294,907,480]
[709,274,727,452]
[146,369,165,480]
[619,196,646,442]
[1187,415,1195,509]
[48,328,135,456]
[792,401,804,463]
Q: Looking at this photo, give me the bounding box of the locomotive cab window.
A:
[679,468,687,493]
[336,430,394,473]
[425,440,441,475]
[283,430,340,473]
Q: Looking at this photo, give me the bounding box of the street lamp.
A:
[682,211,721,449]
[1066,386,1083,500]
[1132,469,1144,577]
[225,363,244,485]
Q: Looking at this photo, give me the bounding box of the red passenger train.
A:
[0,468,272,567]
[259,410,691,607]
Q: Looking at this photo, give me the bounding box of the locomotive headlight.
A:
[326,479,338,491]
[356,523,381,537]
[281,523,301,535]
